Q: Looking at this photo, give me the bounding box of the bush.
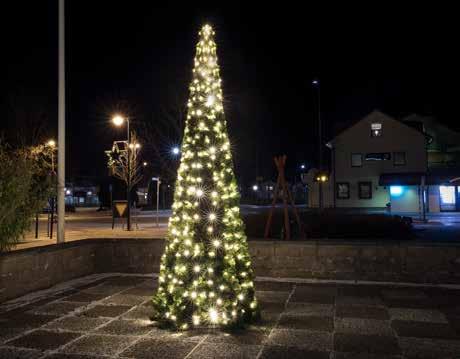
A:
[0,144,54,252]
[244,210,414,240]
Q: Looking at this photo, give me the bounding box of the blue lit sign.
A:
[390,186,404,197]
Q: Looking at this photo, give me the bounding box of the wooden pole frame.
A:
[264,155,305,240]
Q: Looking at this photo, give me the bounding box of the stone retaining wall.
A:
[2,238,460,302]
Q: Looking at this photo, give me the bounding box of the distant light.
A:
[300,164,306,170]
[172,147,180,155]
[312,79,319,85]
[268,186,273,190]
[252,185,258,191]
[135,143,141,149]
[87,191,92,196]
[112,115,124,126]
[47,139,56,148]
[143,161,147,166]
[390,186,404,196]
[65,189,71,195]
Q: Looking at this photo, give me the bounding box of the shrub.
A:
[0,143,54,252]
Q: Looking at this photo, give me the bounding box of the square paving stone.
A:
[5,314,59,329]
[188,342,260,359]
[259,302,285,313]
[383,297,437,309]
[204,328,269,345]
[136,279,158,290]
[290,287,336,304]
[44,354,106,359]
[334,333,401,355]
[62,334,136,356]
[333,352,403,359]
[6,330,81,351]
[388,308,447,323]
[284,303,333,317]
[0,326,28,344]
[334,318,393,336]
[337,286,383,298]
[101,294,148,306]
[122,305,154,320]
[80,305,131,318]
[336,305,389,320]
[81,285,125,296]
[95,319,154,336]
[399,337,460,358]
[62,292,109,303]
[381,288,428,300]
[44,316,110,332]
[31,302,83,316]
[336,295,384,307]
[104,276,146,286]
[121,286,155,296]
[0,346,42,359]
[256,291,290,304]
[391,320,457,339]
[120,337,197,358]
[278,315,333,332]
[267,329,332,351]
[255,281,294,292]
[259,345,330,359]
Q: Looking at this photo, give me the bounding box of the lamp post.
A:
[312,79,323,210]
[152,177,161,227]
[112,115,132,231]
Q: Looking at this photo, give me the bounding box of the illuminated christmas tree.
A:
[153,24,259,330]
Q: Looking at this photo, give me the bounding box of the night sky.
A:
[3,2,459,185]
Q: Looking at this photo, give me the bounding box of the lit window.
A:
[358,182,372,199]
[365,153,391,161]
[393,152,406,166]
[371,123,382,137]
[336,182,350,199]
[390,186,404,197]
[351,153,362,167]
[440,186,456,205]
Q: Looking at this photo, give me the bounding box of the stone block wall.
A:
[2,238,460,303]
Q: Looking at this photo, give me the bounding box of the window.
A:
[365,153,391,161]
[393,152,406,166]
[371,122,382,137]
[358,182,372,199]
[351,153,363,167]
[336,182,350,199]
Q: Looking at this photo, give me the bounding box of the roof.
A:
[326,110,425,148]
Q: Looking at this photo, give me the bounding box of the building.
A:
[307,110,460,213]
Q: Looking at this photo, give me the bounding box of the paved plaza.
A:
[2,274,460,358]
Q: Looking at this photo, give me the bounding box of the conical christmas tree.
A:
[153,24,259,330]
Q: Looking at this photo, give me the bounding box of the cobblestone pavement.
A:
[2,274,460,358]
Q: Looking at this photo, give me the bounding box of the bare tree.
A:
[105,132,143,191]
[139,84,187,182]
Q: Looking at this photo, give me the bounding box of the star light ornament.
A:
[152,24,259,330]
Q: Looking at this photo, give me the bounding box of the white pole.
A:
[156,179,160,227]
[57,0,66,244]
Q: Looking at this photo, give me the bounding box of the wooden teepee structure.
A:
[264,155,305,240]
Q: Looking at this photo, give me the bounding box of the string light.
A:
[152,23,259,330]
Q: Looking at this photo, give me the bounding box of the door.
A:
[439,185,456,211]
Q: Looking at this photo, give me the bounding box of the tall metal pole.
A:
[127,119,131,231]
[57,0,66,244]
[156,178,160,227]
[315,80,323,210]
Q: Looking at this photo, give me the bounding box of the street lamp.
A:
[143,161,147,167]
[312,78,323,209]
[252,185,258,191]
[112,114,132,231]
[172,146,180,156]
[300,164,306,170]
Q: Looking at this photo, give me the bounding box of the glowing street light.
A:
[300,164,306,170]
[47,139,56,148]
[112,114,125,127]
[111,113,132,231]
[172,146,180,155]
[143,161,148,166]
[252,185,259,191]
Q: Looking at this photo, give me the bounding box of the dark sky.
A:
[3,2,459,185]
